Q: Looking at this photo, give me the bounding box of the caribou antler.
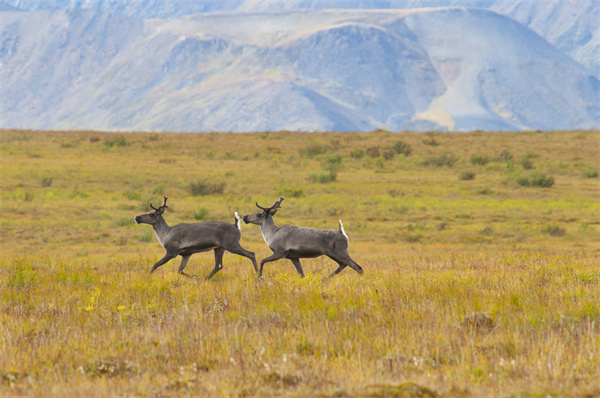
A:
[150,196,168,213]
[256,196,284,213]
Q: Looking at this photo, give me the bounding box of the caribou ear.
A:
[270,209,278,216]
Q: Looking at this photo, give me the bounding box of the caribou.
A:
[134,197,258,279]
[242,197,363,280]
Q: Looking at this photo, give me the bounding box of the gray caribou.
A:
[134,197,258,279]
[242,197,363,280]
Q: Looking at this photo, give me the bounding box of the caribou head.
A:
[242,196,284,225]
[134,196,168,225]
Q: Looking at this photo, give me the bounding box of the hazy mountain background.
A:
[1,0,598,132]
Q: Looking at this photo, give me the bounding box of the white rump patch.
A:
[234,211,241,231]
[339,219,349,241]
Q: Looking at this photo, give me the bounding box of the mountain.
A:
[1,7,598,132]
[4,0,597,76]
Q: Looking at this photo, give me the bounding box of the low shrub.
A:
[543,225,566,237]
[498,150,513,162]
[299,142,328,158]
[459,170,476,180]
[310,171,337,184]
[104,135,130,148]
[365,146,381,158]
[423,152,459,168]
[393,140,412,156]
[194,207,209,221]
[188,180,226,196]
[521,158,534,170]
[516,173,554,188]
[470,154,489,166]
[350,149,364,159]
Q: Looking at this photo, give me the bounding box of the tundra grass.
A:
[1,129,599,397]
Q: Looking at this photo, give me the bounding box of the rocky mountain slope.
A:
[1,4,598,131]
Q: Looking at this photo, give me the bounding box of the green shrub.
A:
[393,141,412,156]
[299,142,328,158]
[41,175,54,187]
[382,149,395,160]
[323,153,343,172]
[516,173,554,188]
[583,169,598,178]
[350,149,364,159]
[543,225,566,237]
[104,135,130,148]
[188,180,226,196]
[422,136,439,146]
[279,186,304,198]
[530,173,555,187]
[423,152,459,168]
[499,150,513,162]
[470,154,489,166]
[152,183,166,195]
[365,146,381,158]
[310,171,337,184]
[194,207,209,221]
[137,230,154,242]
[521,158,534,170]
[459,171,476,180]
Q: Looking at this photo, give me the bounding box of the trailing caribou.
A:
[134,197,258,279]
[242,197,363,280]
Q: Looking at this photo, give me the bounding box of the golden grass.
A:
[1,129,599,397]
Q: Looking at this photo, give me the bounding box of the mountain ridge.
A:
[1,6,598,132]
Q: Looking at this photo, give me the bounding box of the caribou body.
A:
[242,197,363,280]
[134,197,258,279]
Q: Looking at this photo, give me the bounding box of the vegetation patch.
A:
[188,179,226,196]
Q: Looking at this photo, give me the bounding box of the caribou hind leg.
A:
[205,247,225,280]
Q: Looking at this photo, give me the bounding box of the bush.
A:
[423,152,459,168]
[350,149,364,159]
[382,149,395,160]
[499,150,513,162]
[543,225,566,237]
[393,141,412,156]
[516,173,554,188]
[279,186,304,198]
[299,142,328,158]
[584,169,598,178]
[365,146,381,158]
[459,171,476,180]
[422,136,439,146]
[470,154,489,166]
[194,207,209,220]
[323,153,343,172]
[521,158,534,170]
[531,173,555,187]
[41,175,53,187]
[310,171,337,184]
[188,180,226,196]
[104,135,130,148]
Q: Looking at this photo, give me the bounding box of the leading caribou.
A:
[242,197,363,280]
[134,197,258,279]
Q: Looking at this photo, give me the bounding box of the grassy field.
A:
[1,129,599,397]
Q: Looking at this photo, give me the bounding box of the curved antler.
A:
[150,196,169,213]
[256,197,284,212]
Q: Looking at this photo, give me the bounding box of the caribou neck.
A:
[152,216,171,245]
[260,216,279,246]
